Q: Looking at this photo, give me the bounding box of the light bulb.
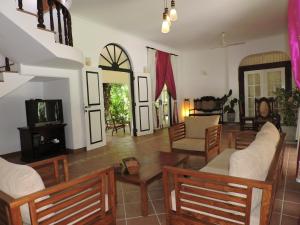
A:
[161,20,170,33]
[170,8,177,21]
[164,8,172,27]
[170,0,178,21]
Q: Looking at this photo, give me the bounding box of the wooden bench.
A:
[163,130,285,225]
[0,155,116,225]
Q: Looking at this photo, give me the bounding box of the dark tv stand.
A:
[18,124,67,162]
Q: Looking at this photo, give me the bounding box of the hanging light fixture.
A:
[161,0,178,34]
[164,7,172,27]
[161,11,170,33]
[170,0,178,21]
[161,0,170,33]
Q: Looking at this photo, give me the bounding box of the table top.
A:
[116,151,188,185]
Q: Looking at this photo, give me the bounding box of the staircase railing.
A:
[17,0,73,47]
[0,57,12,72]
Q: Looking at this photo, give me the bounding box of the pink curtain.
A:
[155,50,179,124]
[288,0,300,88]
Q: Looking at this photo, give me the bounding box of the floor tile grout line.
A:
[148,192,162,225]
[120,183,128,225]
[279,145,290,225]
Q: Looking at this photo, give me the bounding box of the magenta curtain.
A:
[155,50,178,124]
[288,0,300,88]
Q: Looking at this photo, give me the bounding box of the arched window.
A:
[99,43,132,72]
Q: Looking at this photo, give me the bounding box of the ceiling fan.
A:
[211,32,246,49]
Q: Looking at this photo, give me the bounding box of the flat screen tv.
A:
[25,99,64,127]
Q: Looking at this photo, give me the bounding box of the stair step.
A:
[16,8,37,17]
[37,27,56,34]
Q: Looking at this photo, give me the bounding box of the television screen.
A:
[26,99,64,127]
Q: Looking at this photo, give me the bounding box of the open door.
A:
[82,68,106,151]
[134,73,154,136]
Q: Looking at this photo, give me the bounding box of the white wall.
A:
[43,78,73,148]
[72,15,180,74]
[20,65,86,150]
[181,33,289,120]
[0,82,44,154]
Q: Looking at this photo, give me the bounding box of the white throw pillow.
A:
[256,122,280,146]
[0,157,45,224]
[185,115,220,139]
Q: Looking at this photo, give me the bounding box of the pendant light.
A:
[164,7,172,27]
[161,0,170,33]
[170,0,178,21]
[161,11,170,33]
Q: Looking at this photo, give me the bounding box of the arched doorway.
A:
[238,51,292,117]
[99,43,137,136]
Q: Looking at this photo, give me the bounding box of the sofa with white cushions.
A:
[169,115,222,163]
[0,155,116,225]
[163,122,285,225]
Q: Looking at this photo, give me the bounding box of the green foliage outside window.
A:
[105,84,130,123]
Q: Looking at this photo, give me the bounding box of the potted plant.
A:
[224,98,238,122]
[274,88,300,141]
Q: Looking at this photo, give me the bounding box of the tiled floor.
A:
[2,125,300,225]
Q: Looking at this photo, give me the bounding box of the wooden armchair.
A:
[168,116,222,164]
[0,155,116,225]
[255,97,281,131]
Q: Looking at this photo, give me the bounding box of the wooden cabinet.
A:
[18,124,67,162]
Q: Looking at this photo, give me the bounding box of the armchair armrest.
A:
[28,155,69,187]
[163,166,273,225]
[168,123,185,146]
[0,191,14,225]
[6,167,116,225]
[204,124,222,162]
[229,131,257,149]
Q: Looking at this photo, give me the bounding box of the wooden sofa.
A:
[163,122,285,225]
[0,155,116,225]
[169,116,222,164]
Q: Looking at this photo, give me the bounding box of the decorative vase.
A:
[227,112,235,123]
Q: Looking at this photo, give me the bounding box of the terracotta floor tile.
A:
[152,199,165,214]
[284,191,300,204]
[127,215,160,225]
[282,201,300,218]
[116,220,126,225]
[149,189,164,200]
[125,202,155,218]
[116,204,125,220]
[157,214,167,225]
[280,215,299,225]
[123,191,142,203]
[123,183,140,192]
[270,212,280,225]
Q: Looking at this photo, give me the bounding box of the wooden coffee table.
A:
[116,151,188,216]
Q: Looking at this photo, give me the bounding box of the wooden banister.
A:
[17,0,73,47]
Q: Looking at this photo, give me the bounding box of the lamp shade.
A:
[184,98,190,117]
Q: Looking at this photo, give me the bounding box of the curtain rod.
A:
[146,46,179,57]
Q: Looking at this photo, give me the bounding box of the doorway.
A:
[99,43,136,136]
[102,71,131,139]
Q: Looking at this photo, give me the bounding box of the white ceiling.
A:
[70,0,288,50]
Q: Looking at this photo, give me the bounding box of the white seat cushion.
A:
[172,138,205,151]
[200,148,236,175]
[0,157,45,224]
[185,115,220,139]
